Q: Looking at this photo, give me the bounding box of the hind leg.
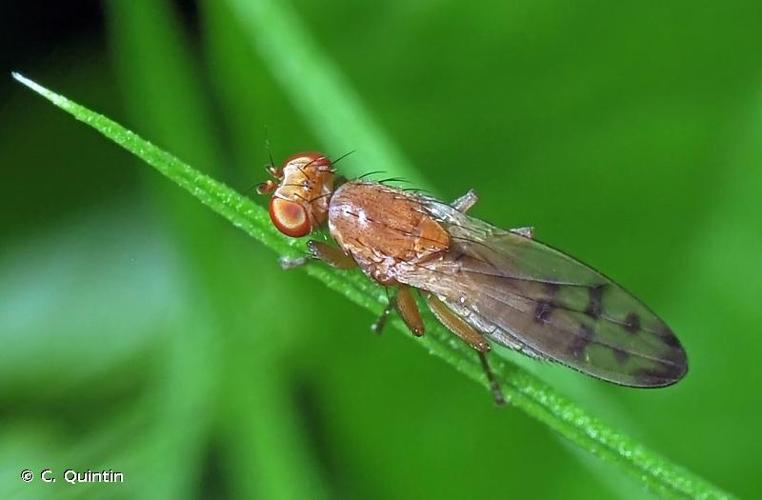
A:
[424,294,505,405]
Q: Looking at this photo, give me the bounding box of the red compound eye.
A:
[269,198,311,237]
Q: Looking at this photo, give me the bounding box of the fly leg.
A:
[452,191,533,241]
[451,189,478,213]
[451,189,532,241]
[396,285,425,336]
[424,293,506,405]
[279,240,357,270]
[307,241,357,268]
[372,285,425,336]
[370,292,395,334]
[425,293,489,351]
[477,352,505,407]
[510,226,534,239]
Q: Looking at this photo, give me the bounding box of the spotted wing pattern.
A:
[398,198,687,387]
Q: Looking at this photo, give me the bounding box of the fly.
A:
[257,152,688,404]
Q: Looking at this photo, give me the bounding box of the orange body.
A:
[327,182,450,285]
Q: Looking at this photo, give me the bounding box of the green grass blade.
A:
[12,73,734,500]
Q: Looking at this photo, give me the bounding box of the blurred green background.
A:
[1,0,760,498]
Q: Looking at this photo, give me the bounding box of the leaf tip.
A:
[12,72,48,96]
[11,71,32,87]
[11,72,69,109]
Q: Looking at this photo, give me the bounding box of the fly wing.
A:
[399,198,687,387]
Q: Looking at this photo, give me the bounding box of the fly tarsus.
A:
[279,255,309,270]
[451,189,479,213]
[371,297,394,334]
[509,226,534,239]
[478,352,506,406]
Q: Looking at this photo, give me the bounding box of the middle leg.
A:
[371,285,425,337]
[371,289,394,334]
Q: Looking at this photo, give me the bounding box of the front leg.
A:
[279,240,357,270]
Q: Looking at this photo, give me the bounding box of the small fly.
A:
[257,152,688,404]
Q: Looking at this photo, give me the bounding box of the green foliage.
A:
[13,72,732,499]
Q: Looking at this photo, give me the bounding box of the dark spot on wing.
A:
[585,284,604,319]
[633,363,685,386]
[633,368,668,385]
[534,301,553,323]
[613,347,630,364]
[624,312,641,333]
[654,324,682,347]
[661,331,682,348]
[569,324,594,358]
[545,282,560,302]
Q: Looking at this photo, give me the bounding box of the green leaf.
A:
[13,72,733,500]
